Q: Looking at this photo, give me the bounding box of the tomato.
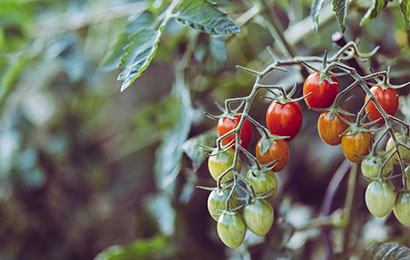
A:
[255,137,289,172]
[208,189,240,221]
[266,101,302,141]
[217,115,253,149]
[365,180,396,218]
[341,131,372,163]
[217,211,246,248]
[385,132,410,165]
[317,111,351,146]
[361,155,393,179]
[365,86,398,124]
[245,169,278,199]
[208,149,241,183]
[406,166,410,189]
[393,192,410,226]
[243,199,274,236]
[303,72,339,109]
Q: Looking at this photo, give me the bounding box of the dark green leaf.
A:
[400,0,410,27]
[311,0,325,32]
[176,0,240,35]
[182,128,217,170]
[361,242,410,260]
[332,0,348,32]
[360,0,389,26]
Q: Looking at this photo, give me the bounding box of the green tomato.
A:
[217,212,246,248]
[361,155,393,179]
[243,199,274,236]
[385,132,410,165]
[208,149,241,183]
[393,192,410,226]
[365,180,396,218]
[207,189,240,221]
[406,166,410,189]
[245,169,278,199]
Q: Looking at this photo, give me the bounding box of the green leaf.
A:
[194,34,227,73]
[311,0,325,32]
[361,242,410,260]
[332,0,348,32]
[182,128,217,171]
[176,0,240,35]
[360,0,390,26]
[400,0,410,27]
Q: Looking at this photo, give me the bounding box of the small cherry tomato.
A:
[365,86,398,124]
[341,131,372,163]
[255,137,289,172]
[361,155,393,179]
[393,192,410,226]
[406,166,410,189]
[303,72,339,109]
[217,115,253,149]
[266,101,303,141]
[245,169,278,199]
[208,189,240,221]
[243,199,274,236]
[208,149,241,183]
[217,211,246,248]
[317,111,351,146]
[385,132,410,165]
[365,180,396,218]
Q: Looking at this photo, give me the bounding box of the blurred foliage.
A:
[0,0,409,259]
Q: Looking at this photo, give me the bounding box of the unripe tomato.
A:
[361,156,393,179]
[365,86,398,124]
[385,132,410,165]
[217,212,246,248]
[365,180,396,218]
[341,131,372,163]
[208,189,240,221]
[255,137,289,172]
[245,169,278,199]
[208,149,241,183]
[303,72,339,109]
[393,192,410,226]
[266,101,302,141]
[243,199,274,236]
[317,111,351,146]
[217,115,253,149]
[406,166,410,189]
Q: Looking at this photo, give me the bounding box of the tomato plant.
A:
[245,169,278,198]
[341,131,372,163]
[266,101,303,141]
[393,192,410,226]
[303,72,339,109]
[243,199,274,236]
[255,136,289,172]
[365,87,399,124]
[365,180,396,218]
[208,149,241,183]
[317,111,351,146]
[217,212,246,248]
[217,115,253,149]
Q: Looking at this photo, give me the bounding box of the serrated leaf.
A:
[361,242,410,260]
[360,0,389,26]
[182,128,217,171]
[400,0,410,27]
[333,0,348,32]
[176,0,240,35]
[311,0,325,32]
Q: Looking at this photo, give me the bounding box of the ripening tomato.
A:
[255,137,289,172]
[217,115,253,149]
[245,169,278,199]
[208,189,240,221]
[361,155,393,179]
[208,149,241,183]
[365,86,398,124]
[303,72,339,109]
[365,180,396,218]
[393,192,410,226]
[266,101,303,141]
[217,212,246,248]
[385,132,410,165]
[317,111,351,146]
[243,199,274,236]
[341,131,372,163]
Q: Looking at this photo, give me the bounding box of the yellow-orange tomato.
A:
[317,111,351,146]
[341,131,372,163]
[256,137,289,172]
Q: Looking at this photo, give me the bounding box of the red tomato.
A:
[266,101,302,141]
[317,111,351,146]
[303,72,339,109]
[365,86,398,124]
[255,136,289,172]
[217,115,253,149]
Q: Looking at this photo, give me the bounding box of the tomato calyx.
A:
[369,66,410,91]
[361,150,393,180]
[263,83,309,105]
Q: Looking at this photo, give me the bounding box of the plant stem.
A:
[342,163,359,252]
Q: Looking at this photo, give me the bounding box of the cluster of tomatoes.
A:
[206,70,410,248]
